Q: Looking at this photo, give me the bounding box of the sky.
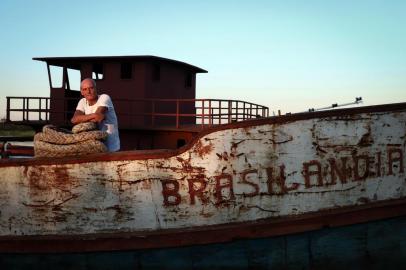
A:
[0,0,405,119]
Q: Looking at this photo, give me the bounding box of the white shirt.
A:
[76,94,120,152]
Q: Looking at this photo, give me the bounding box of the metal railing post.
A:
[228,100,231,123]
[64,99,67,124]
[39,98,42,120]
[151,100,155,127]
[6,97,10,122]
[22,98,26,121]
[26,98,30,121]
[209,100,212,126]
[219,101,222,124]
[235,101,239,121]
[201,100,205,126]
[176,100,179,128]
[243,102,246,120]
[46,98,49,121]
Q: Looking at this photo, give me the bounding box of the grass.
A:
[0,123,35,137]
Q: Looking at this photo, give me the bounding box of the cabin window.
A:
[67,68,81,91]
[49,65,63,88]
[152,63,160,81]
[121,62,132,79]
[92,63,104,80]
[185,73,193,88]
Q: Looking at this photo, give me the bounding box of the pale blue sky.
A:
[1,0,405,118]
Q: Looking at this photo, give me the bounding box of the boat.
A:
[1,56,405,268]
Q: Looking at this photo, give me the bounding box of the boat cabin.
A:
[5,55,269,151]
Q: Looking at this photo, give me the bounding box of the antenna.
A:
[306,97,363,113]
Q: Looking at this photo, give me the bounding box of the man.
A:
[71,78,120,152]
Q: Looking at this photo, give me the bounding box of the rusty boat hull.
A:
[0,102,406,264]
[0,216,405,269]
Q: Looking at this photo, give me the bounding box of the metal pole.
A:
[218,101,221,124]
[201,100,205,127]
[151,100,155,127]
[176,100,179,128]
[228,100,231,123]
[6,97,10,122]
[305,97,363,113]
[27,98,30,121]
[235,101,239,121]
[209,100,212,126]
[39,98,42,120]
[46,98,49,121]
[23,98,26,121]
[46,64,52,89]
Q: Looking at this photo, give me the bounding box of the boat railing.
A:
[6,97,50,123]
[6,96,269,129]
[0,136,34,159]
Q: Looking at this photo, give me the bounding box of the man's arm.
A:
[71,107,107,124]
[92,106,107,122]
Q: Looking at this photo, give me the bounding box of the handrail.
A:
[6,97,50,123]
[6,96,269,129]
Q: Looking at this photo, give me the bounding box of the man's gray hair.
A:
[80,78,97,89]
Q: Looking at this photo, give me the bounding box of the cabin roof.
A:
[33,55,208,73]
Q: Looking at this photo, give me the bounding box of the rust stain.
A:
[358,126,373,147]
[154,154,206,176]
[242,126,252,135]
[357,197,371,204]
[105,204,134,222]
[312,142,328,155]
[53,166,73,191]
[25,165,76,191]
[216,152,229,161]
[199,211,214,218]
[176,154,205,174]
[246,205,277,213]
[106,204,122,212]
[176,156,194,173]
[23,165,79,216]
[231,140,245,151]
[194,139,214,158]
[116,163,127,192]
[26,166,49,191]
[22,199,55,207]
[140,179,152,189]
[83,207,98,212]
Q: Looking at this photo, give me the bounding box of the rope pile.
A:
[34,122,108,157]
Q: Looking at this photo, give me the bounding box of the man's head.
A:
[80,78,98,102]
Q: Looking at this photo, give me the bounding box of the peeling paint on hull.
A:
[0,103,406,252]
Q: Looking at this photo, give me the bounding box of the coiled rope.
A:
[34,122,108,157]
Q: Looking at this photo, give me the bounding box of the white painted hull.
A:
[0,103,405,252]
